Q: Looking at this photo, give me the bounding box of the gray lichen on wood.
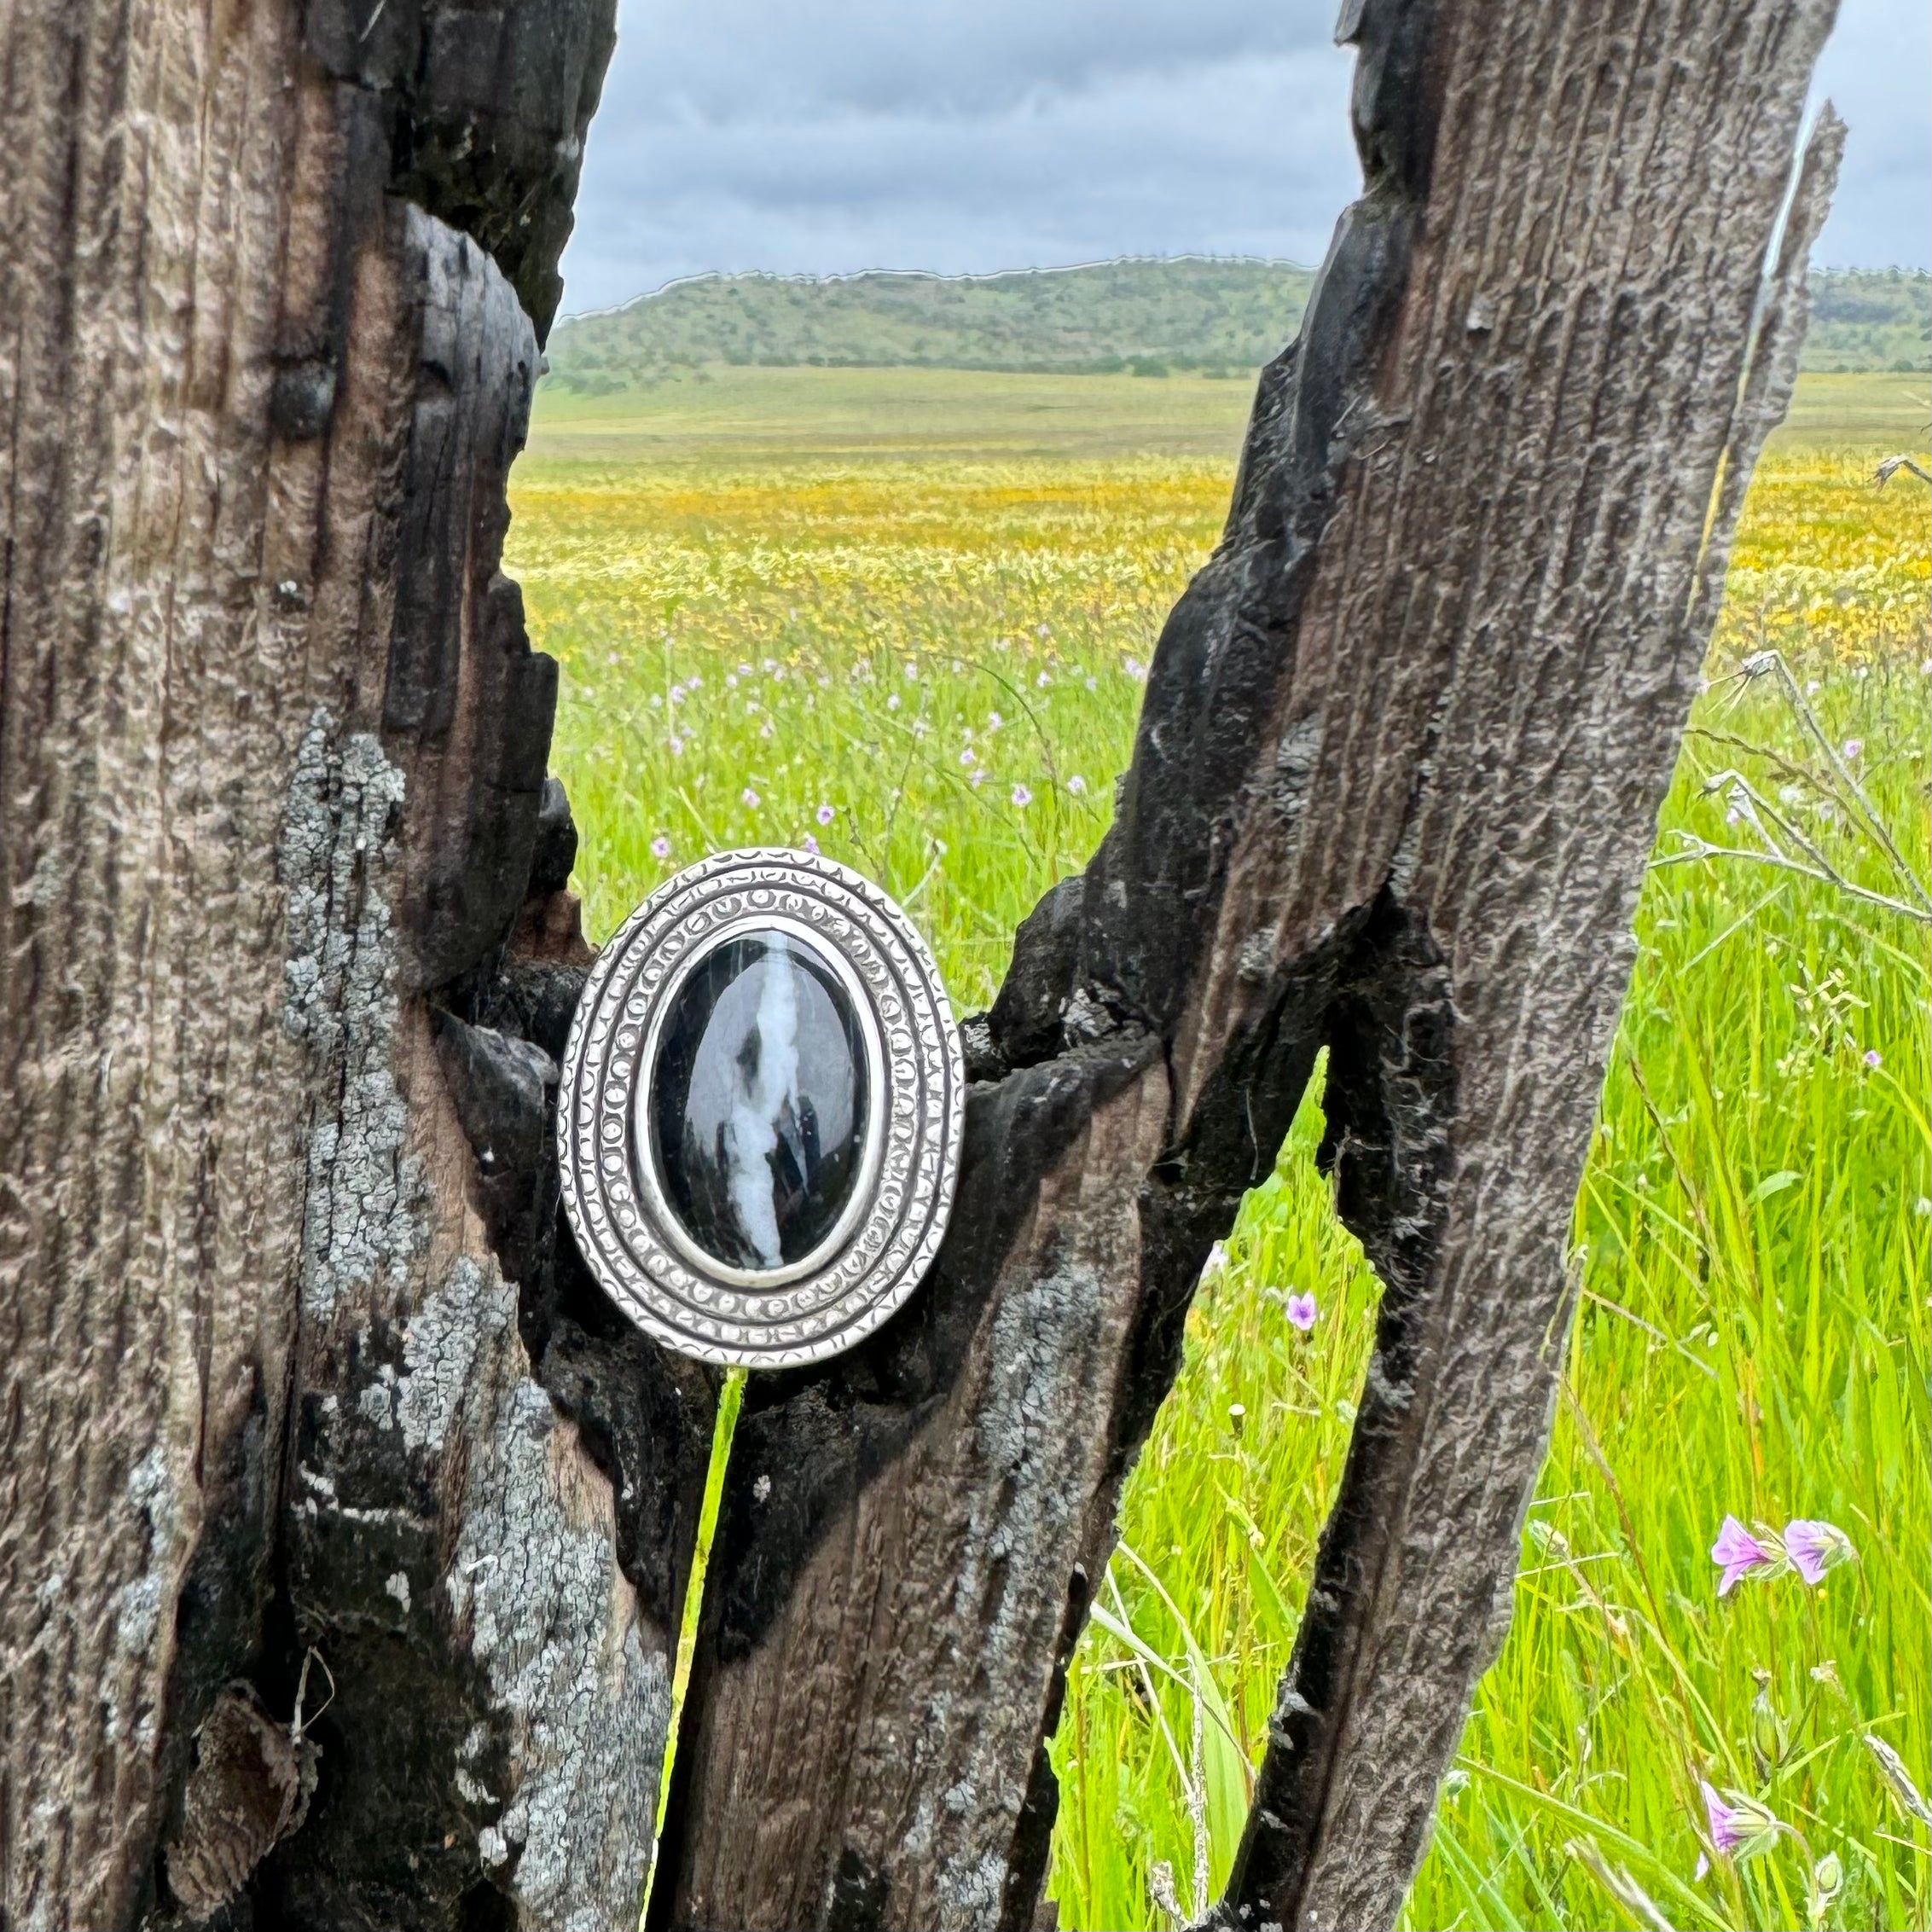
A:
[281,717,423,1323]
[396,1256,503,1452]
[102,1451,187,1757]
[445,1262,669,1929]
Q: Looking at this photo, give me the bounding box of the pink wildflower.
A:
[1700,1781,1780,1864]
[1863,1048,1883,1069]
[815,803,836,826]
[1711,1516,1777,1597]
[741,787,760,809]
[1782,1518,1856,1585]
[650,834,672,862]
[1011,784,1033,809]
[1285,1291,1318,1332]
[800,833,821,856]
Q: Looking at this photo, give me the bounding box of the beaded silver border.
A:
[558,849,966,1368]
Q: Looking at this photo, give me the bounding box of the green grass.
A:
[508,366,1930,1931]
[526,363,1260,465]
[1772,374,1930,453]
[1057,659,1931,1932]
[526,365,1925,469]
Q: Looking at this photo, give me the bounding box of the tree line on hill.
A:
[542,257,1930,394]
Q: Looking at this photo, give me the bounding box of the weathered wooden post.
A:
[1,3,717,1924]
[647,6,1842,1928]
[0,0,1836,1926]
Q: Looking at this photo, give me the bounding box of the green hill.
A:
[542,259,1930,395]
[1802,270,1932,373]
[543,258,1317,390]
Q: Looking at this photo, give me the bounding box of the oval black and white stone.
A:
[648,929,869,1273]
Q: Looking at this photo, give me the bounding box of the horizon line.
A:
[555,252,1320,323]
[555,252,1932,326]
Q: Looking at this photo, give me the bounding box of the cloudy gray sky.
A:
[559,0,1930,316]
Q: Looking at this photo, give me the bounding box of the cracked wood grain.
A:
[2,5,324,1917]
[0,3,707,1927]
[652,3,1841,1929]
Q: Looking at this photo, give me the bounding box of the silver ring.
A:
[558,849,965,1368]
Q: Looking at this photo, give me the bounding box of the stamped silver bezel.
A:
[559,848,966,1369]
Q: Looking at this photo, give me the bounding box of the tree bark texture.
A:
[0,3,720,1927]
[650,5,1841,1931]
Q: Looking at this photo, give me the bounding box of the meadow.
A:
[507,365,1930,1931]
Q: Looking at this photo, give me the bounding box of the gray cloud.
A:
[559,0,1927,316]
[1809,0,1931,268]
[606,0,1338,118]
